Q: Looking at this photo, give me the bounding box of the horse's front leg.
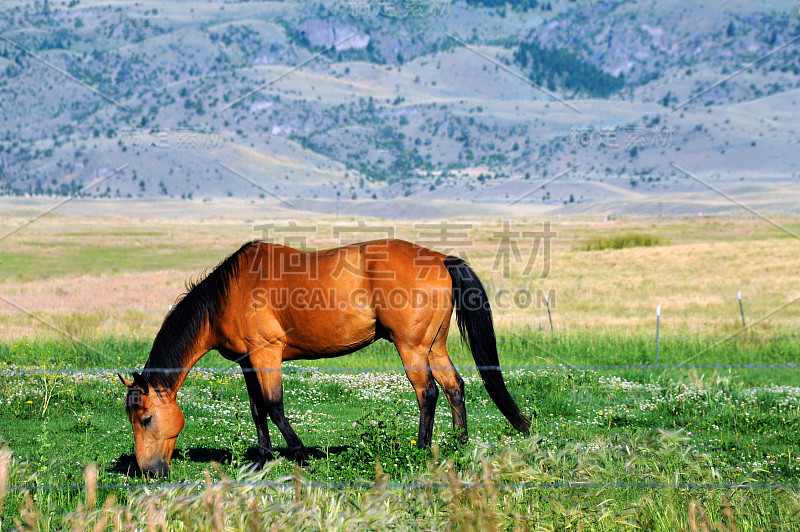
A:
[240,361,273,469]
[250,352,307,463]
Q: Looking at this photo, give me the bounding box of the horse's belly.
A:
[281,307,378,360]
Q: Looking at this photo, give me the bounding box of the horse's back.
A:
[220,239,453,358]
[243,238,450,285]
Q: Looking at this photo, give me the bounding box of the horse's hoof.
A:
[291,448,310,465]
[251,452,273,471]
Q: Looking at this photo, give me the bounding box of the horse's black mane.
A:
[141,241,259,390]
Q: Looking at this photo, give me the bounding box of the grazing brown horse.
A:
[120,239,530,476]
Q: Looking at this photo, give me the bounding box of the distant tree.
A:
[768,31,778,46]
[514,41,625,98]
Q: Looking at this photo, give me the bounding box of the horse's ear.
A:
[132,372,150,394]
[118,373,133,387]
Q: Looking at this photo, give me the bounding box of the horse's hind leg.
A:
[395,342,439,448]
[429,339,468,442]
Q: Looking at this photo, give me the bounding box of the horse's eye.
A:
[141,416,153,428]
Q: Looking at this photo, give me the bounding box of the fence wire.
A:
[2,316,799,328]
[7,479,800,493]
[3,327,800,342]
[2,361,800,377]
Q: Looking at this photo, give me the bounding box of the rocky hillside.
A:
[0,0,798,217]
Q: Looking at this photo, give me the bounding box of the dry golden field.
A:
[1,202,797,341]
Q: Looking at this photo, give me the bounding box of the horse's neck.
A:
[168,341,211,392]
[146,325,212,395]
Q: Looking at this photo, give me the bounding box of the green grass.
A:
[2,335,800,529]
[0,243,227,282]
[580,233,662,251]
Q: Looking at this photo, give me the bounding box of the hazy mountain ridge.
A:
[0,0,798,217]
[525,0,800,101]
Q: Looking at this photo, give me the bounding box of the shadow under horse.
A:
[109,446,349,478]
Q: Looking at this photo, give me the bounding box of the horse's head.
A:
[119,372,184,477]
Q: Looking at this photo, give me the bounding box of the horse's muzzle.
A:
[141,460,170,478]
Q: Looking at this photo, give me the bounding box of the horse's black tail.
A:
[444,256,531,434]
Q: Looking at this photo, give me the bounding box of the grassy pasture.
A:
[1,213,799,529]
[2,336,800,529]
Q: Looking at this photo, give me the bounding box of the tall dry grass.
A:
[3,430,798,531]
